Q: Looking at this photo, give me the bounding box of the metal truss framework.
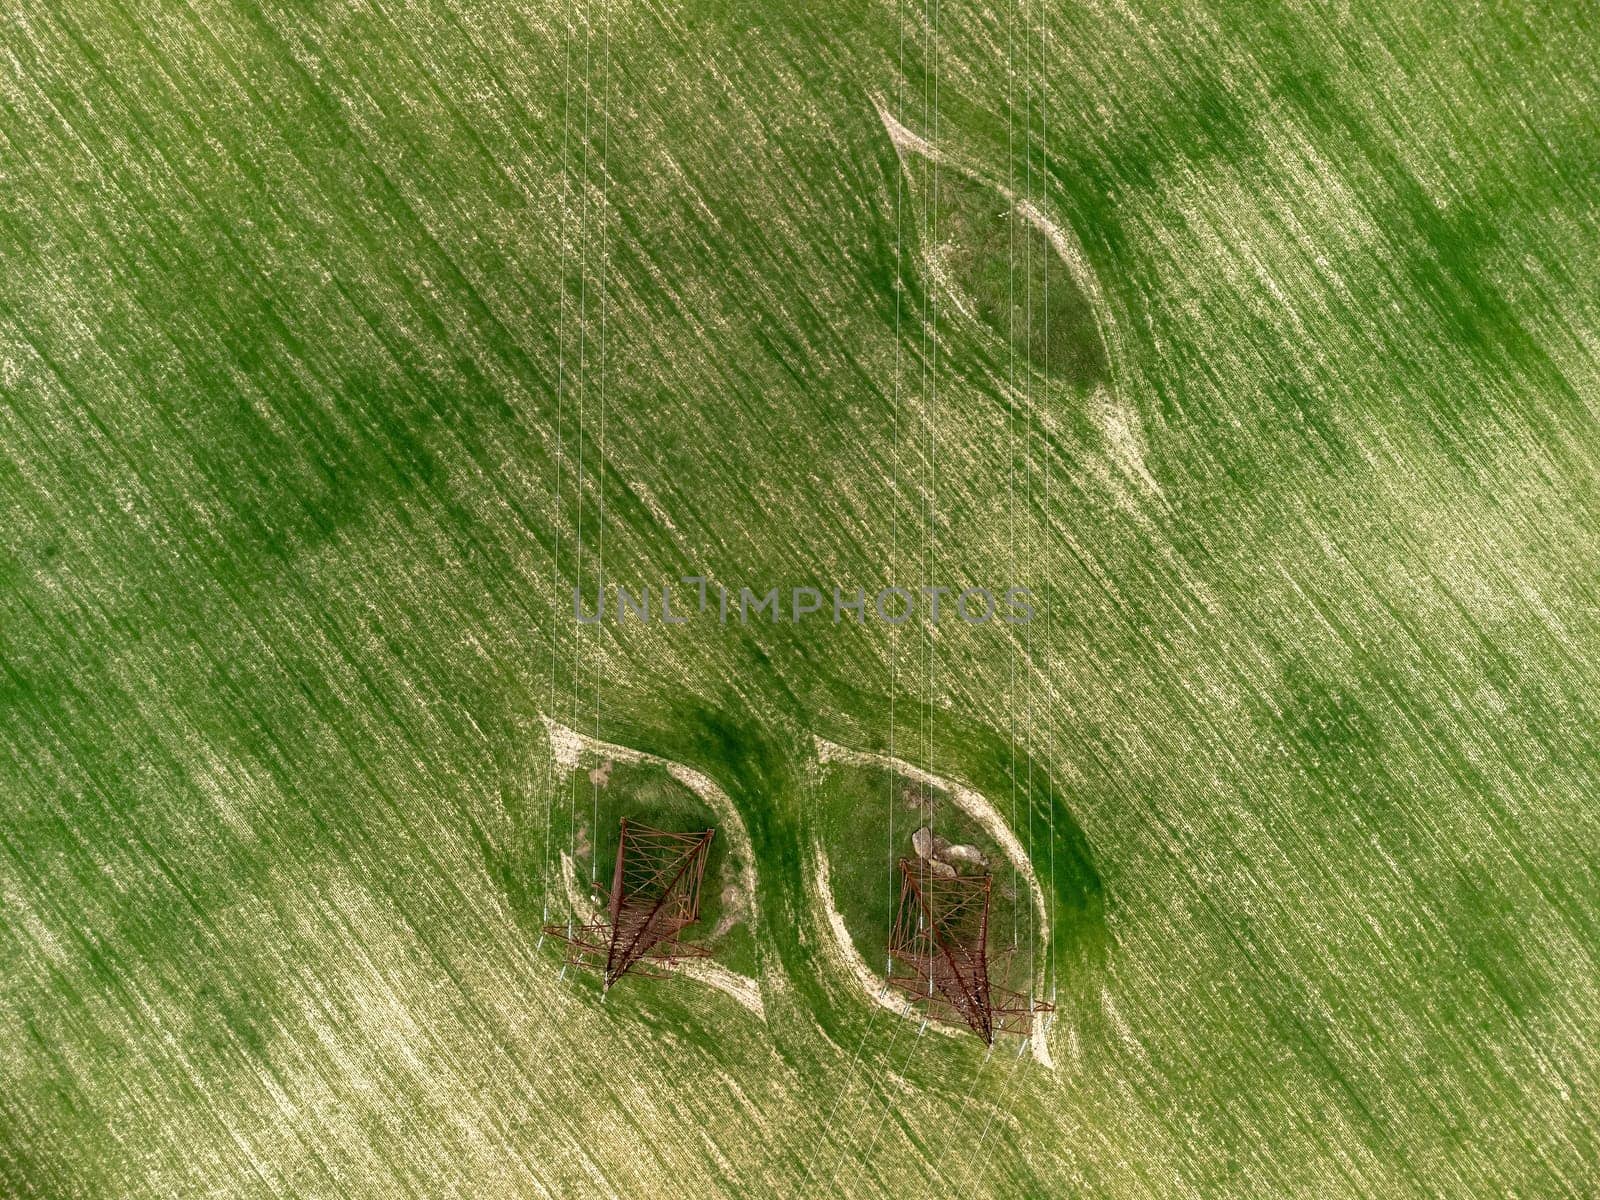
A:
[544,819,715,990]
[886,856,1053,1044]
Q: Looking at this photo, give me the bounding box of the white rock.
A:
[939,842,988,869]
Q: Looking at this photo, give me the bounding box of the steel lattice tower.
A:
[544,819,715,990]
[887,856,1053,1043]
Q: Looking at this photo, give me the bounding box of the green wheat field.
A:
[3,0,1598,1195]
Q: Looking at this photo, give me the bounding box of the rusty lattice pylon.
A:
[544,818,714,990]
[887,857,1053,1044]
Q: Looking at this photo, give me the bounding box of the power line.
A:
[542,0,574,934]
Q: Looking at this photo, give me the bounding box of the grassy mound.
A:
[916,165,1108,394]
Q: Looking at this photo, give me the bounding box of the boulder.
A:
[939,842,988,869]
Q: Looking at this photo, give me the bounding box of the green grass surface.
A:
[3,0,1599,1196]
